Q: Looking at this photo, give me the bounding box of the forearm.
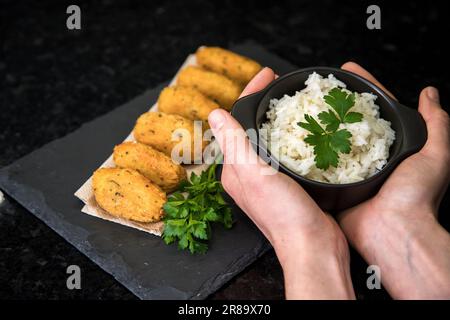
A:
[345,210,450,299]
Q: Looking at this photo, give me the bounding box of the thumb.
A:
[208,109,267,176]
[239,67,275,98]
[208,67,276,174]
[418,87,450,158]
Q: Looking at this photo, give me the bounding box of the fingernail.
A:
[208,109,225,130]
[427,87,440,103]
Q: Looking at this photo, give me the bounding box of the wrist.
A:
[271,218,354,299]
[352,205,439,253]
[351,208,450,299]
[271,214,348,267]
[340,196,438,252]
[277,241,354,299]
[273,231,347,268]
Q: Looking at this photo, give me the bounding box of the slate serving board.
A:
[0,43,296,300]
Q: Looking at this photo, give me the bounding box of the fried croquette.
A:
[157,86,220,121]
[177,66,241,111]
[133,111,207,162]
[92,168,166,223]
[113,142,186,192]
[196,47,262,85]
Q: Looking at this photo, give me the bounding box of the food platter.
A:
[0,43,296,299]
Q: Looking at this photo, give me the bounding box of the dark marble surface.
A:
[0,0,449,300]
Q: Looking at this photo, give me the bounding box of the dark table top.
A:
[1,0,449,300]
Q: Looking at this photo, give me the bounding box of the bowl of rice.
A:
[231,67,427,211]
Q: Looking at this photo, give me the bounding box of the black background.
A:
[0,0,449,299]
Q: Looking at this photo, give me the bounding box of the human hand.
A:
[208,68,355,299]
[338,62,450,299]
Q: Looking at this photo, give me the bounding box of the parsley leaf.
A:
[297,87,363,170]
[297,114,325,134]
[318,110,340,132]
[343,112,363,123]
[330,129,352,154]
[324,87,356,122]
[162,163,233,254]
[304,133,338,169]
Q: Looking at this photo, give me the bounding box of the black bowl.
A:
[231,67,427,212]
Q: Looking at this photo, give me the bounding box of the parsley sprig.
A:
[298,88,363,170]
[162,163,233,254]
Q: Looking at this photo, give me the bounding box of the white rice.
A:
[260,72,395,184]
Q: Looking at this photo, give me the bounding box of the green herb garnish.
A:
[162,163,233,254]
[298,88,363,170]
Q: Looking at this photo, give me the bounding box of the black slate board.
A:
[0,43,296,300]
